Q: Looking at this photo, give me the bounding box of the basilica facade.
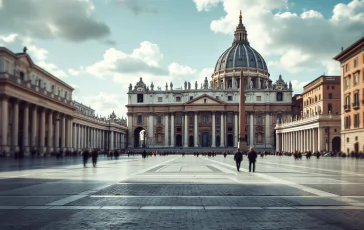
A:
[126,13,293,149]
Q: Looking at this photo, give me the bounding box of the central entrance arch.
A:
[189,136,194,147]
[134,127,146,148]
[332,136,341,152]
[227,134,233,147]
[176,135,182,147]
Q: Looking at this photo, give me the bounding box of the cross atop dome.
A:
[233,10,249,46]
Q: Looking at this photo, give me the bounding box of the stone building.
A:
[126,12,293,149]
[334,36,364,154]
[275,75,341,153]
[0,47,127,155]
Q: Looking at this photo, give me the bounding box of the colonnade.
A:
[276,127,326,152]
[0,97,127,155]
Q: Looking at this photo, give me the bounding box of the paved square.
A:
[0,155,364,229]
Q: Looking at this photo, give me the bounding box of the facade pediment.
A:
[185,94,226,105]
[18,54,34,68]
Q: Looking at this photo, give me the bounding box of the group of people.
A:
[234,147,258,172]
[82,148,99,167]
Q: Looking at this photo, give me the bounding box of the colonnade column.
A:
[211,112,216,147]
[47,112,53,153]
[73,124,77,151]
[12,100,19,152]
[220,112,225,147]
[54,114,60,152]
[31,106,37,150]
[39,108,45,154]
[281,133,285,152]
[170,113,175,147]
[183,112,188,147]
[148,113,154,147]
[61,115,66,151]
[1,98,9,153]
[194,112,198,147]
[127,113,133,148]
[23,103,30,154]
[164,113,169,147]
[318,127,322,152]
[234,112,238,147]
[249,112,254,147]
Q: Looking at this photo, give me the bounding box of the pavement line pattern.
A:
[202,157,339,197]
[45,156,181,206]
[0,205,362,210]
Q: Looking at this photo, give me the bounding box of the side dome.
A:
[214,11,268,73]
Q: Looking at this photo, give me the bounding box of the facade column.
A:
[127,113,133,148]
[249,112,254,147]
[281,133,284,152]
[110,130,114,150]
[12,100,19,152]
[318,127,322,152]
[164,113,169,147]
[170,113,175,147]
[67,118,72,150]
[31,105,37,150]
[39,108,46,154]
[194,112,198,147]
[220,112,225,147]
[148,113,154,147]
[54,113,60,152]
[77,124,81,151]
[211,112,216,147]
[61,115,66,152]
[312,128,317,152]
[1,98,9,153]
[183,112,188,147]
[265,112,270,147]
[234,112,238,147]
[47,111,53,154]
[23,103,30,154]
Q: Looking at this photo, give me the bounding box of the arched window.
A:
[257,116,263,125]
[19,71,25,80]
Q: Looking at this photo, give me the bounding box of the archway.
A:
[202,132,209,147]
[216,136,220,147]
[176,135,182,147]
[134,127,146,148]
[227,134,233,147]
[332,136,341,152]
[189,136,194,147]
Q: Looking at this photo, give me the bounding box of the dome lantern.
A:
[233,10,249,46]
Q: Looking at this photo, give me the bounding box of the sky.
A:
[0,0,363,118]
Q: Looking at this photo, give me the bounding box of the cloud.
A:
[168,62,197,76]
[290,79,310,94]
[0,0,111,42]
[193,0,364,75]
[74,92,126,117]
[110,0,157,15]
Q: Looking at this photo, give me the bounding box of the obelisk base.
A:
[238,138,247,152]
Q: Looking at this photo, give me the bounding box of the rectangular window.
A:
[354,114,359,128]
[328,93,332,99]
[177,116,182,124]
[216,96,220,100]
[354,92,359,105]
[345,63,349,72]
[203,116,208,124]
[177,128,182,132]
[176,97,181,102]
[228,115,232,124]
[328,103,332,113]
[189,117,193,125]
[276,93,283,101]
[345,116,351,129]
[137,94,144,103]
[354,73,359,86]
[354,58,358,68]
[346,95,350,106]
[190,96,193,100]
[258,116,263,125]
[157,116,162,124]
[228,127,233,132]
[346,78,349,90]
[327,85,329,90]
[332,86,335,89]
[158,97,163,102]
[277,113,282,123]
[137,115,143,124]
[319,95,321,100]
[256,96,261,101]
[228,96,232,101]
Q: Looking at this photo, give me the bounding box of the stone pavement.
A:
[0,154,364,229]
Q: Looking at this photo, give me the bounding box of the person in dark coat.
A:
[234,148,243,172]
[82,148,89,167]
[247,147,257,172]
[91,149,98,167]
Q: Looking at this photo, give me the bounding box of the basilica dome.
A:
[214,12,268,73]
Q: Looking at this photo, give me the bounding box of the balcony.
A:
[344,104,351,111]
[352,102,360,110]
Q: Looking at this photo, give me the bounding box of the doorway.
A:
[134,127,145,148]
[216,136,220,147]
[227,134,233,147]
[189,136,194,147]
[176,135,182,147]
[202,132,209,147]
[332,136,341,152]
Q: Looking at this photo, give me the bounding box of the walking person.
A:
[82,148,89,167]
[247,147,257,172]
[234,148,243,172]
[91,149,98,167]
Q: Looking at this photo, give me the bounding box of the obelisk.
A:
[238,71,247,151]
